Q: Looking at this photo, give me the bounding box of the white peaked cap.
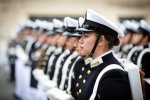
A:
[35,19,43,28]
[52,19,63,28]
[87,9,124,37]
[39,20,53,31]
[77,9,124,37]
[63,17,81,37]
[65,17,78,27]
[78,17,84,27]
[140,20,150,33]
[63,17,68,27]
[123,20,139,32]
[47,22,53,31]
[19,20,34,29]
[117,23,126,33]
[40,20,48,29]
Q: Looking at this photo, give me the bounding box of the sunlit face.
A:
[65,37,78,50]
[38,33,48,43]
[132,33,143,45]
[73,37,82,56]
[51,33,61,46]
[46,35,53,45]
[79,32,97,57]
[22,28,32,36]
[119,33,132,46]
[56,35,67,47]
[31,30,39,40]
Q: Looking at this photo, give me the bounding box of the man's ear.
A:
[144,35,149,42]
[98,35,105,46]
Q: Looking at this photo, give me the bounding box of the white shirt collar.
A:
[54,47,63,55]
[137,46,144,51]
[64,49,71,55]
[90,50,112,68]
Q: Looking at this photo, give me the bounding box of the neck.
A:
[92,48,110,59]
[139,37,149,47]
[140,42,148,47]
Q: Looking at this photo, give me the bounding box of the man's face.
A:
[119,33,132,46]
[22,28,33,36]
[31,29,40,40]
[51,33,61,46]
[132,33,143,45]
[56,35,67,47]
[79,32,96,56]
[73,37,82,56]
[38,33,48,43]
[46,35,52,45]
[65,36,78,50]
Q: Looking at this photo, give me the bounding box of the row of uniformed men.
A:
[7,12,92,100]
[6,9,149,100]
[116,19,150,77]
[115,19,150,100]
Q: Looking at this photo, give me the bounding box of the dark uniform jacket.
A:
[30,42,42,88]
[49,48,65,80]
[57,53,72,86]
[73,52,132,100]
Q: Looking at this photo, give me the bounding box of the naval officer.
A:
[74,9,132,100]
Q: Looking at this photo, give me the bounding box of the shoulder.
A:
[141,50,150,64]
[142,50,150,58]
[97,65,132,100]
[100,67,127,81]
[98,64,129,88]
[139,48,150,63]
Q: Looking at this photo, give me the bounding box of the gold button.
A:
[82,67,85,71]
[83,79,86,83]
[76,83,79,87]
[87,70,91,74]
[79,89,82,93]
[79,75,82,79]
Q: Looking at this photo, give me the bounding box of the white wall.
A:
[0,0,150,50]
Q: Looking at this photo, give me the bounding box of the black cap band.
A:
[42,29,48,33]
[82,20,118,37]
[138,27,150,36]
[65,27,76,33]
[54,27,65,33]
[126,28,136,34]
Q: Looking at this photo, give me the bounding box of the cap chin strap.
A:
[89,34,101,57]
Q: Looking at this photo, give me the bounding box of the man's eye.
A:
[83,34,88,37]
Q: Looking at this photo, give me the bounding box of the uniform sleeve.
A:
[141,52,150,78]
[97,69,132,100]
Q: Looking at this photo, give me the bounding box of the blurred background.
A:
[0,0,150,100]
[0,0,150,51]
